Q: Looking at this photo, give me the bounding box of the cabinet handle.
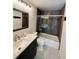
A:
[18,47,21,50]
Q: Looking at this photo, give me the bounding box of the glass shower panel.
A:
[37,16,62,36]
[37,17,49,33]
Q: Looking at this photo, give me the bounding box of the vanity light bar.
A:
[13,0,31,13]
[19,0,31,8]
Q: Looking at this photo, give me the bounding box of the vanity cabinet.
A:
[16,39,38,59]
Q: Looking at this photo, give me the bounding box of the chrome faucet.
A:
[14,34,20,42]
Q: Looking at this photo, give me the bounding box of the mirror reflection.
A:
[13,9,29,32]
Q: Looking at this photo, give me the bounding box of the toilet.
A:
[37,37,45,50]
[34,37,45,59]
[37,37,45,46]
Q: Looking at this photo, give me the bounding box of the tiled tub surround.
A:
[13,32,37,59]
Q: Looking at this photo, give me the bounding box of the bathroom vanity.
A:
[16,38,37,59]
[13,6,38,59]
[13,33,38,59]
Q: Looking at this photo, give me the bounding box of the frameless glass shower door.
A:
[37,16,62,36]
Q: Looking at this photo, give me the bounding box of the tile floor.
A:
[34,46,60,59]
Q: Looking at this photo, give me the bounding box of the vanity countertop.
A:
[13,32,37,59]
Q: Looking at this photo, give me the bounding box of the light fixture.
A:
[19,0,31,8]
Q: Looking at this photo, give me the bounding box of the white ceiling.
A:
[26,0,65,11]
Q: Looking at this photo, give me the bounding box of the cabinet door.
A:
[16,39,37,59]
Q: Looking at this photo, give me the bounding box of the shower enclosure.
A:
[37,16,62,37]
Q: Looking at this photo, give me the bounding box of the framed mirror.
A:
[13,8,29,32]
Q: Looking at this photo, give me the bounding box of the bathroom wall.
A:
[13,6,37,39]
[60,21,66,59]
[60,8,66,59]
